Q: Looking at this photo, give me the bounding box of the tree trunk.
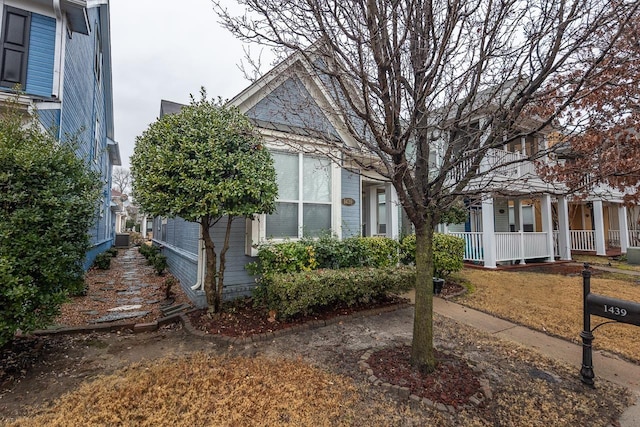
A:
[411,222,436,373]
[200,216,220,313]
[217,216,234,312]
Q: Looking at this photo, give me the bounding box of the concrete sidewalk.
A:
[428,296,640,426]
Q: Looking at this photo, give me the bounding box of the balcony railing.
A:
[452,148,541,182]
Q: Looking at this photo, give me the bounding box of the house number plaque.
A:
[341,197,356,206]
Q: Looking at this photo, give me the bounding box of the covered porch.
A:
[446,195,632,267]
[443,194,569,268]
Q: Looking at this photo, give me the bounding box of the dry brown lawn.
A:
[5,353,435,427]
[573,254,640,272]
[458,268,640,362]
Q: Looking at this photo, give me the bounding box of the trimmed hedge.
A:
[256,266,415,318]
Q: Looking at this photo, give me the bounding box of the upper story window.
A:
[266,151,332,239]
[506,134,539,156]
[94,27,102,83]
[0,6,31,89]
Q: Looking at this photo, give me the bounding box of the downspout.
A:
[52,0,63,99]
[191,227,206,291]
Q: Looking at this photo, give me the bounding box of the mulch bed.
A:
[367,345,481,408]
[188,295,409,337]
[188,280,465,338]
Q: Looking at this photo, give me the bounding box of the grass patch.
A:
[458,268,640,363]
[5,353,423,427]
[573,254,640,272]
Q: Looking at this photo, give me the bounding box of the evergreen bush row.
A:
[248,233,465,319]
[255,266,415,318]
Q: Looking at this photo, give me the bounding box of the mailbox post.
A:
[580,264,595,386]
[580,263,640,386]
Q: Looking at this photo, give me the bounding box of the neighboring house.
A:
[438,139,632,268]
[111,189,127,232]
[0,0,121,268]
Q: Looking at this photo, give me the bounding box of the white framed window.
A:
[265,152,333,239]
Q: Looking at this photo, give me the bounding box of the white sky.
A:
[110,0,261,168]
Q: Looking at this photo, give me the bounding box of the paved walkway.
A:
[424,295,640,426]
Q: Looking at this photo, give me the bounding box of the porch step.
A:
[160,303,190,317]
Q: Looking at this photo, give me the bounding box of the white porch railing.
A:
[495,232,549,261]
[450,231,551,262]
[629,230,640,247]
[570,230,595,251]
[449,232,484,261]
[608,230,621,248]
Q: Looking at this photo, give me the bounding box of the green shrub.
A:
[151,253,168,275]
[246,241,317,276]
[255,266,415,318]
[433,233,465,277]
[107,247,118,257]
[399,233,464,278]
[139,244,160,259]
[359,236,399,267]
[93,252,112,270]
[399,234,416,265]
[0,100,101,346]
[248,236,400,276]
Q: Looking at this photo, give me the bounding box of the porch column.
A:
[481,197,497,268]
[619,204,629,254]
[593,200,607,256]
[540,194,555,262]
[557,196,572,260]
[367,186,378,236]
[514,199,526,264]
[385,183,399,240]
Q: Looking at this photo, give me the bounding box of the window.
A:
[266,152,332,238]
[0,6,31,88]
[94,27,102,83]
[93,118,100,162]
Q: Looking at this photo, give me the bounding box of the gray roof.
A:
[160,100,185,117]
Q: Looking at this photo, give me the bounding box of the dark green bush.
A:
[139,244,160,259]
[151,253,168,275]
[247,235,400,276]
[255,266,415,318]
[0,101,101,346]
[107,247,118,257]
[93,252,112,270]
[246,241,317,276]
[399,233,465,278]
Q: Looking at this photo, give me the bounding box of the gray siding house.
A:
[153,53,400,308]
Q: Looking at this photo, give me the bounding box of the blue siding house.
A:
[0,0,121,268]
[154,53,400,308]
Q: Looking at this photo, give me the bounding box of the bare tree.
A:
[215,0,640,372]
[112,167,131,195]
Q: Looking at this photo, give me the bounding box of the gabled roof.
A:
[160,99,185,117]
[228,50,359,147]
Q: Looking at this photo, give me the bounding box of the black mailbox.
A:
[586,293,640,327]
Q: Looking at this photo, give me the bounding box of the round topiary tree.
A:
[131,90,278,313]
[0,104,101,347]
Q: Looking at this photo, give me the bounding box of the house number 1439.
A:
[603,305,627,317]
